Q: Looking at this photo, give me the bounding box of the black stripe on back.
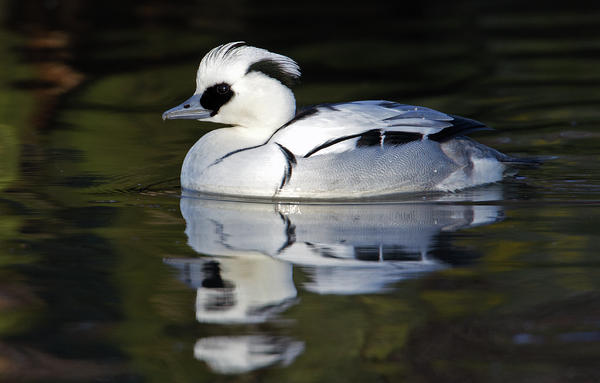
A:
[276,143,297,190]
[209,144,264,167]
[267,103,346,145]
[428,115,492,142]
[384,132,423,146]
[356,131,422,147]
[305,129,424,158]
[303,130,377,158]
[356,130,381,147]
[265,106,320,144]
[378,101,402,108]
[209,107,321,168]
[283,106,319,127]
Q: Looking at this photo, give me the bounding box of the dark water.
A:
[1,1,600,382]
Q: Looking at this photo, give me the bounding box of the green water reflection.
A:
[1,1,599,382]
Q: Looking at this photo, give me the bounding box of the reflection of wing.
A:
[180,188,504,258]
[270,101,489,158]
[303,263,444,295]
[278,241,445,294]
[175,188,504,295]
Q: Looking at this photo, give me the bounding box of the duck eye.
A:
[216,84,230,95]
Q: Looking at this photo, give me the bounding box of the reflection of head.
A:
[197,261,236,312]
[166,255,297,324]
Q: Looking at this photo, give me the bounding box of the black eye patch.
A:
[200,82,234,116]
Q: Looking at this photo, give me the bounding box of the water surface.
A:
[1,1,599,382]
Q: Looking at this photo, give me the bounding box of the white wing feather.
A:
[269,101,456,157]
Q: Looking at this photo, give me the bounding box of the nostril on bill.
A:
[184,104,190,109]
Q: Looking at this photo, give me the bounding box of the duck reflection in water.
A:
[166,232,302,374]
[165,187,505,374]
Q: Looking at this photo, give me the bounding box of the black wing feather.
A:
[428,115,492,142]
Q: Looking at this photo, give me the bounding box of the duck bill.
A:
[162,94,212,120]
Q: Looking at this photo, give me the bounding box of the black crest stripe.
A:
[247,59,299,88]
[224,42,247,55]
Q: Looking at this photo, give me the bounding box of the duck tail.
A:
[499,154,549,167]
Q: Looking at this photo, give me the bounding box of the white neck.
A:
[207,72,296,138]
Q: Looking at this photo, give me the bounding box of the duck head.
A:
[162,42,300,131]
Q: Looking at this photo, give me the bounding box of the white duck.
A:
[163,42,527,200]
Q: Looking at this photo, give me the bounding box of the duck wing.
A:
[270,101,491,158]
